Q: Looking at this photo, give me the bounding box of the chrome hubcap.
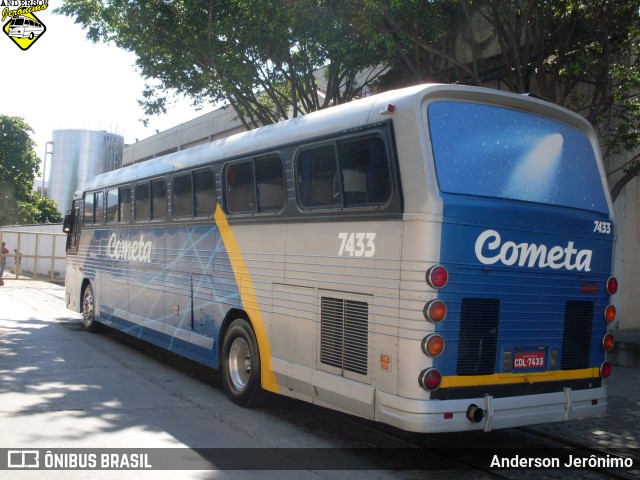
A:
[83,293,94,326]
[228,337,251,391]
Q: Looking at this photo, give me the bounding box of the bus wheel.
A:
[221,318,268,407]
[82,284,101,333]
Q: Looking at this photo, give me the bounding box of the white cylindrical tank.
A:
[48,130,124,214]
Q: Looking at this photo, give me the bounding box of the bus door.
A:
[63,200,82,311]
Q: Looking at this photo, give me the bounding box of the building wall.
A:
[613,174,640,329]
[123,106,244,166]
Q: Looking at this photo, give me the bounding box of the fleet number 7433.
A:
[338,233,376,257]
[593,221,612,234]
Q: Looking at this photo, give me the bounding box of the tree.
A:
[58,0,640,200]
[56,0,387,129]
[0,115,62,225]
[357,0,640,202]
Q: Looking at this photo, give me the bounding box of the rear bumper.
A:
[375,386,607,433]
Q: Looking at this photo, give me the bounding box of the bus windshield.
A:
[428,101,609,214]
[11,19,24,25]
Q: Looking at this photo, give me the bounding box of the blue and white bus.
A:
[63,84,618,433]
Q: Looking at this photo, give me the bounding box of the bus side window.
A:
[194,168,215,217]
[296,145,338,208]
[107,189,119,223]
[226,161,255,213]
[172,173,193,217]
[151,179,167,220]
[296,136,391,210]
[84,193,94,226]
[119,186,131,223]
[65,204,82,252]
[255,156,285,212]
[94,191,104,224]
[338,137,391,206]
[135,183,150,221]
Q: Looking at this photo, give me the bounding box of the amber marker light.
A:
[422,334,445,357]
[604,304,616,324]
[423,300,447,323]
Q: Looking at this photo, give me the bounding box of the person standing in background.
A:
[14,248,22,279]
[0,242,9,286]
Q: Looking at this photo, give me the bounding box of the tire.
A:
[82,284,102,333]
[221,318,269,407]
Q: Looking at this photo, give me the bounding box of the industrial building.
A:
[47,129,124,214]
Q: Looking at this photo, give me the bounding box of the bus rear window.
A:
[428,101,609,214]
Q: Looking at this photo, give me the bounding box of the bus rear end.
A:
[380,88,617,432]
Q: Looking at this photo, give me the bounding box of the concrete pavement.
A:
[0,280,411,480]
[0,279,638,478]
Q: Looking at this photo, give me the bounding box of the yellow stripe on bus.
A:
[214,205,279,394]
[440,368,600,389]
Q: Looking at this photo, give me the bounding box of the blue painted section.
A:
[433,194,613,376]
[80,224,241,369]
[428,100,614,378]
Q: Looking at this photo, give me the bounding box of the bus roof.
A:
[76,83,598,197]
[77,84,432,196]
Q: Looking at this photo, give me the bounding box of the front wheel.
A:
[221,318,269,407]
[82,284,102,333]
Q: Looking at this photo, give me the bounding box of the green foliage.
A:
[56,0,388,128]
[0,116,62,225]
[57,0,640,199]
[355,0,640,201]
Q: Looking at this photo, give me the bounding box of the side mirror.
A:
[63,214,72,233]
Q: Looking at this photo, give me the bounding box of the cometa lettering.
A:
[107,233,152,263]
[475,229,593,272]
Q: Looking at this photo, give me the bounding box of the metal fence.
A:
[0,226,67,283]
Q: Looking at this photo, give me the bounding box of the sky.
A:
[1,3,209,178]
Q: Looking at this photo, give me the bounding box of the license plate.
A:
[513,351,545,369]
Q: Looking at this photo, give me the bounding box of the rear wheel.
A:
[82,284,102,333]
[221,318,269,407]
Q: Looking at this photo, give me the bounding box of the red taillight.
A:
[600,361,612,379]
[418,368,442,391]
[426,265,448,289]
[606,276,618,296]
[422,334,445,357]
[424,300,447,323]
[602,333,614,351]
[604,304,616,324]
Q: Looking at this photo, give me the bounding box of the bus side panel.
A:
[85,224,244,369]
[262,220,403,418]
